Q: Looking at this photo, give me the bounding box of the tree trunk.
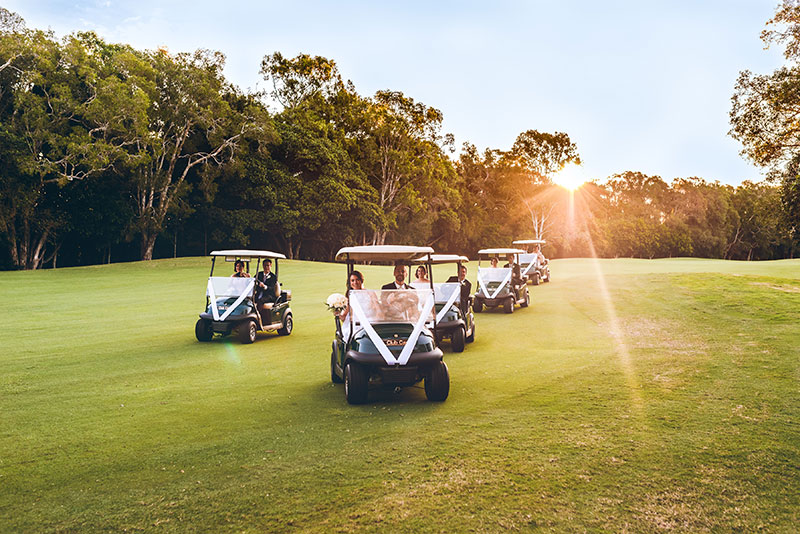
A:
[141,232,158,261]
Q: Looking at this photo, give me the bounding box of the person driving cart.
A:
[255,258,279,313]
[447,264,472,316]
[382,264,412,290]
[534,244,548,266]
[504,254,523,288]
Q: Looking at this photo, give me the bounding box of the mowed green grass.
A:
[1,257,799,533]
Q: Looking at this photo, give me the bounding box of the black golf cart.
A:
[472,248,530,314]
[411,254,475,353]
[330,245,449,404]
[195,250,293,344]
[513,239,550,285]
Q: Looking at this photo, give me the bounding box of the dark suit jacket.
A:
[381,282,411,290]
[446,276,472,312]
[255,271,278,302]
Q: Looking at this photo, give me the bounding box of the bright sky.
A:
[5,0,785,185]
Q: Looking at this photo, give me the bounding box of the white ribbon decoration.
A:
[206,278,255,322]
[349,291,436,366]
[207,278,220,321]
[477,268,512,300]
[398,291,435,365]
[435,285,461,323]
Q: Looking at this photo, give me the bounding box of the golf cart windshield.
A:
[434,282,461,304]
[478,267,511,282]
[207,277,253,298]
[518,253,537,266]
[349,289,434,324]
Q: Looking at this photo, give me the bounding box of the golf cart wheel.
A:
[504,298,514,314]
[331,343,343,384]
[451,326,466,353]
[466,321,475,343]
[532,272,540,286]
[473,299,483,313]
[195,319,213,342]
[424,361,450,402]
[521,289,530,308]
[344,362,369,404]
[544,270,551,283]
[238,320,257,344]
[278,314,293,336]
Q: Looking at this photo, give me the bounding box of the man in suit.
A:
[255,259,279,315]
[447,264,472,315]
[381,264,411,290]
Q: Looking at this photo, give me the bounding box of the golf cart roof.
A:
[512,239,546,245]
[477,248,526,256]
[210,250,287,260]
[335,245,435,262]
[410,253,469,264]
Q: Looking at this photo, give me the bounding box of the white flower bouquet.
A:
[325,293,348,315]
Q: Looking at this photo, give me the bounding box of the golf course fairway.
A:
[2,257,798,532]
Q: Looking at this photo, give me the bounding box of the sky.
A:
[4,0,786,185]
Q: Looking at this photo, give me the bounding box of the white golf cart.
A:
[330,245,449,404]
[195,250,292,344]
[411,254,475,352]
[473,248,530,314]
[513,239,550,285]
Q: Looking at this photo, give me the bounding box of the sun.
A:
[552,164,587,191]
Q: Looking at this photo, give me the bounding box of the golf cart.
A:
[195,250,293,344]
[473,248,530,314]
[330,245,449,404]
[512,239,550,285]
[411,254,475,353]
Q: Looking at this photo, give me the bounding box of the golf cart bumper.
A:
[346,348,443,368]
[198,312,257,333]
[346,348,443,385]
[476,297,507,307]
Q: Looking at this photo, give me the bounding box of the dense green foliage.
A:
[2,257,798,531]
[0,8,798,269]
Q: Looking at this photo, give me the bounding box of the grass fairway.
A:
[2,257,799,533]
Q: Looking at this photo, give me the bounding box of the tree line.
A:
[0,6,798,270]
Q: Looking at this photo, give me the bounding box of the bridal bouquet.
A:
[325,293,348,315]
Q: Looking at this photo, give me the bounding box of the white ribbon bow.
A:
[350,291,436,366]
[477,268,512,300]
[207,278,255,321]
[435,285,462,323]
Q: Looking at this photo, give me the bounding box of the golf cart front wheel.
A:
[344,362,369,404]
[466,321,475,343]
[425,361,450,402]
[504,298,514,314]
[451,326,466,353]
[532,272,540,286]
[521,289,530,308]
[473,299,483,313]
[238,320,257,344]
[195,319,213,342]
[278,314,293,335]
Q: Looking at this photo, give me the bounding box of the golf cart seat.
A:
[277,289,291,304]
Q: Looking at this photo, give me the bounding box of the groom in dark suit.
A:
[382,264,411,290]
[447,264,472,315]
[255,259,279,311]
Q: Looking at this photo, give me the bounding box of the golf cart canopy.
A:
[335,245,434,263]
[410,254,469,264]
[477,248,526,256]
[512,239,546,245]
[210,250,287,261]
